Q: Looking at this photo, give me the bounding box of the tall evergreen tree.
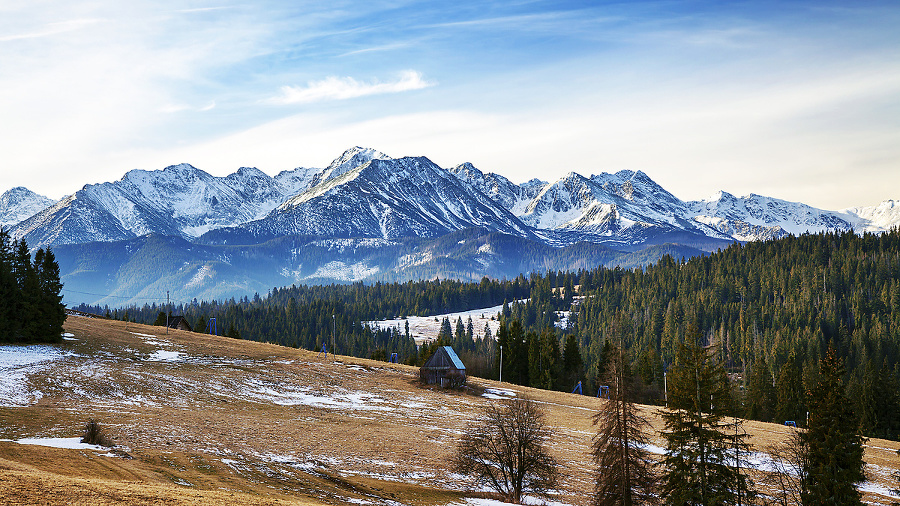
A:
[0,229,16,342]
[592,339,657,505]
[659,324,754,505]
[562,333,583,391]
[35,248,65,343]
[801,345,865,506]
[15,240,41,342]
[744,355,775,422]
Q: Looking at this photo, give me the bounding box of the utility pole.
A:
[499,345,503,383]
[166,291,169,335]
[332,313,335,358]
[664,370,667,407]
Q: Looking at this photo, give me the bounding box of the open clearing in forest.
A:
[0,316,898,505]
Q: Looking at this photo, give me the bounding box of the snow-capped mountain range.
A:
[4,146,898,251]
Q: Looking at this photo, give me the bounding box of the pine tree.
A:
[562,333,583,391]
[745,355,775,422]
[438,317,452,341]
[659,324,754,505]
[0,229,16,343]
[35,248,65,343]
[15,240,40,342]
[801,345,865,505]
[592,341,657,505]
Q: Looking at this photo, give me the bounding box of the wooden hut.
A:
[167,316,193,332]
[420,346,466,388]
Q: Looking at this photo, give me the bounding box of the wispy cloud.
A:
[0,18,104,42]
[175,7,238,14]
[160,101,217,114]
[338,42,413,57]
[271,70,434,105]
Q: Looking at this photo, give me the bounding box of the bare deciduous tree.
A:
[453,397,559,503]
[760,428,807,506]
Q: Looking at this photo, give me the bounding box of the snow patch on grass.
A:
[482,387,516,400]
[0,345,73,407]
[10,437,105,451]
[148,350,183,362]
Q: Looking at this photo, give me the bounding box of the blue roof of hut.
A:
[422,346,466,371]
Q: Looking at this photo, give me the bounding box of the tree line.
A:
[84,229,900,439]
[0,229,65,344]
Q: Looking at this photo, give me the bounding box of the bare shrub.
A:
[760,428,807,506]
[81,419,114,447]
[452,397,558,503]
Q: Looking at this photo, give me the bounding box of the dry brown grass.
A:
[0,316,897,505]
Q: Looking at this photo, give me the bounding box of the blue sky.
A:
[1,0,898,209]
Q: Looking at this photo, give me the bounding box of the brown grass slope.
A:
[0,316,898,505]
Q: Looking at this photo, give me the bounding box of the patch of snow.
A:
[482,387,517,400]
[0,345,73,407]
[242,379,390,411]
[184,264,213,289]
[306,260,380,282]
[148,350,183,362]
[13,437,105,451]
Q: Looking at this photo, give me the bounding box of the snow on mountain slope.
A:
[841,198,900,233]
[9,146,900,252]
[0,187,54,228]
[688,191,854,241]
[516,170,727,243]
[306,146,391,189]
[11,163,324,248]
[448,162,543,215]
[249,156,534,240]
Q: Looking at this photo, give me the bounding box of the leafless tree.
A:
[592,342,658,506]
[759,428,807,506]
[453,397,559,503]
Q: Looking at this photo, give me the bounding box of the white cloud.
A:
[271,70,434,105]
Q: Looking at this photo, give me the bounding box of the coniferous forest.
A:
[0,229,66,344]
[81,229,900,439]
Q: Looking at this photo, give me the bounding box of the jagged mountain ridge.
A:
[687,190,858,241]
[11,162,319,248]
[239,155,534,241]
[6,146,899,252]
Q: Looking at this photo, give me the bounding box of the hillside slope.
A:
[1,317,898,505]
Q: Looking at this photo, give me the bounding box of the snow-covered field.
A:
[367,302,506,343]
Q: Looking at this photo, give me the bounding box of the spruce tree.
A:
[659,323,753,505]
[15,240,40,342]
[0,229,16,342]
[35,248,65,343]
[801,345,865,505]
[562,333,583,391]
[745,355,775,422]
[592,340,657,505]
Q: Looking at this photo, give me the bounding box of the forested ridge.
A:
[82,229,900,438]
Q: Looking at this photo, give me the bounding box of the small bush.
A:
[81,419,114,447]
